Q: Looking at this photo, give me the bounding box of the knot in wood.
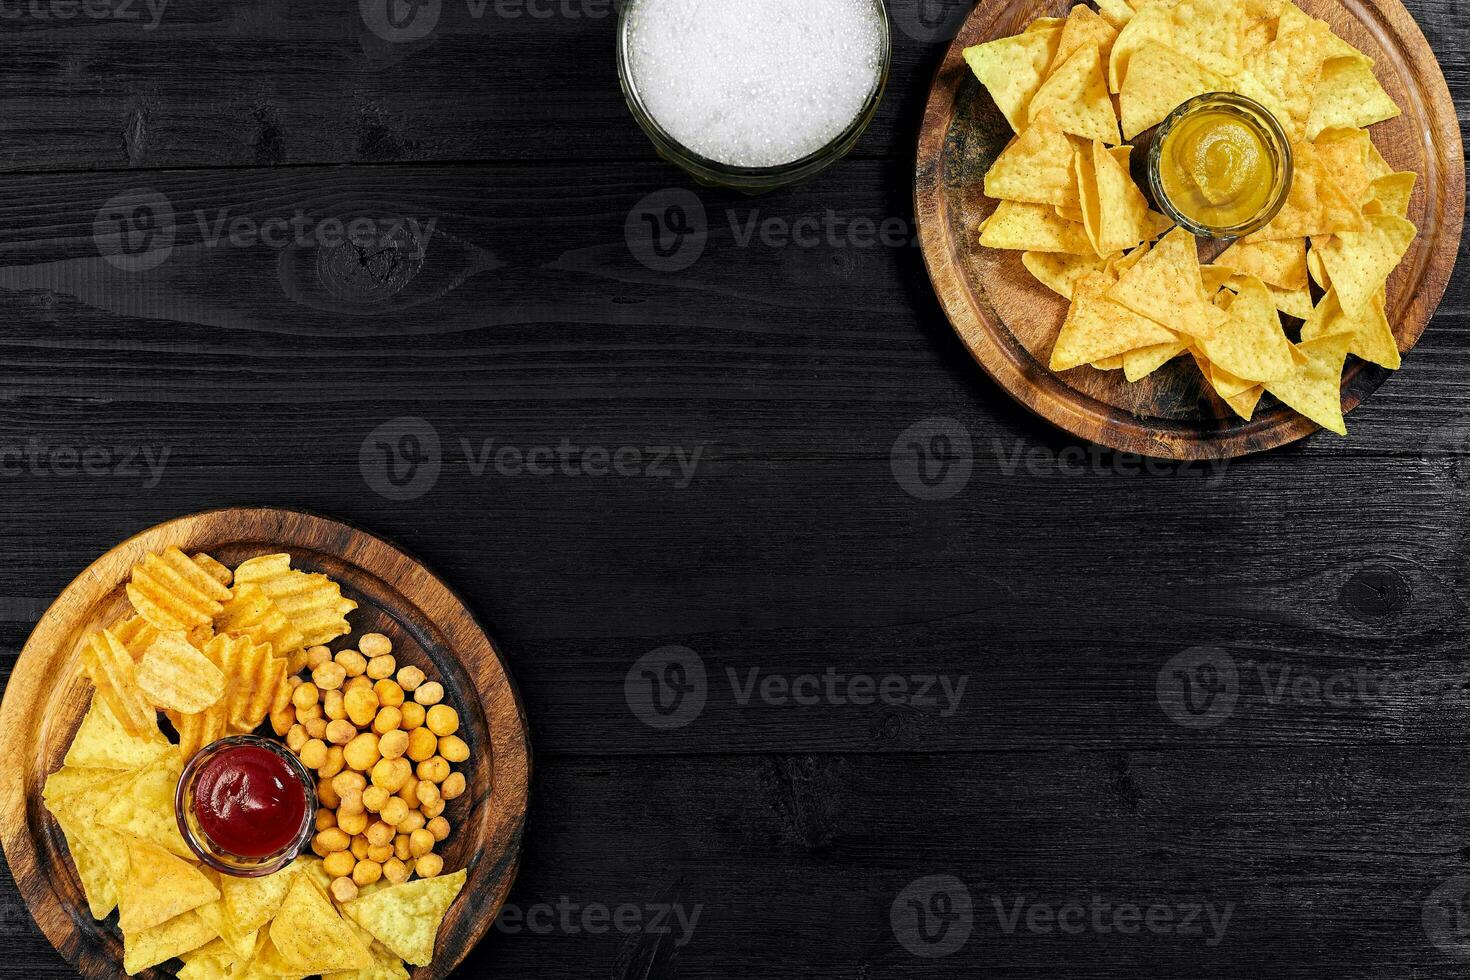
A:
[1339,565,1411,621]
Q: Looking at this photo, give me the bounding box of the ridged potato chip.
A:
[137,632,226,715]
[216,583,306,668]
[128,546,232,632]
[234,554,357,648]
[80,628,156,736]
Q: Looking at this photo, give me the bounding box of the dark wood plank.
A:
[5,749,1469,977]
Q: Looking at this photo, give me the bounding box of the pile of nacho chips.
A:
[41,546,471,976]
[965,0,1416,434]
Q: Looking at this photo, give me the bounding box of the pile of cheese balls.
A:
[270,631,468,904]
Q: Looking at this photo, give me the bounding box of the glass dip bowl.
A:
[617,0,892,192]
[175,735,317,877]
[1147,92,1293,240]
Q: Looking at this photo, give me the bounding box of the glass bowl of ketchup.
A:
[175,735,317,877]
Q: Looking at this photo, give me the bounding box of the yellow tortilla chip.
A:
[1090,141,1172,254]
[1106,227,1227,339]
[1123,340,1189,381]
[1200,264,1235,293]
[1224,383,1266,419]
[343,869,468,967]
[1362,171,1415,218]
[1314,127,1372,205]
[1107,3,1173,92]
[220,865,297,938]
[1307,55,1400,139]
[1214,238,1308,290]
[1050,272,1179,370]
[1242,141,1365,240]
[177,938,238,980]
[1096,0,1134,30]
[1167,0,1257,77]
[1301,286,1399,369]
[1028,43,1120,144]
[1119,41,1231,139]
[1307,247,1330,289]
[1197,276,1298,382]
[1315,213,1416,315]
[1264,281,1315,319]
[963,27,1063,132]
[1236,4,1329,139]
[984,110,1080,208]
[1364,138,1392,179]
[270,876,373,974]
[63,693,171,770]
[124,907,220,977]
[1265,332,1352,434]
[118,838,219,935]
[49,806,116,920]
[1021,251,1109,299]
[97,750,194,859]
[1109,240,1151,277]
[1051,5,1119,73]
[980,199,1095,254]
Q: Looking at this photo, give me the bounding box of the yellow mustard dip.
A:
[1158,109,1276,230]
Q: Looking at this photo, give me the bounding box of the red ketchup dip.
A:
[192,744,308,858]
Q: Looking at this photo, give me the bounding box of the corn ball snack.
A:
[278,629,467,897]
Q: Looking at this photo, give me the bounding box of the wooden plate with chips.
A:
[916,0,1464,459]
[0,507,531,979]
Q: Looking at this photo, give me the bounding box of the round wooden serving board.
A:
[0,507,531,979]
[915,0,1464,459]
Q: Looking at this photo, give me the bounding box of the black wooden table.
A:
[1,1,1468,977]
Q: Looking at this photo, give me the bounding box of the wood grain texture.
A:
[0,0,1466,976]
[0,508,530,979]
[915,0,1465,459]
